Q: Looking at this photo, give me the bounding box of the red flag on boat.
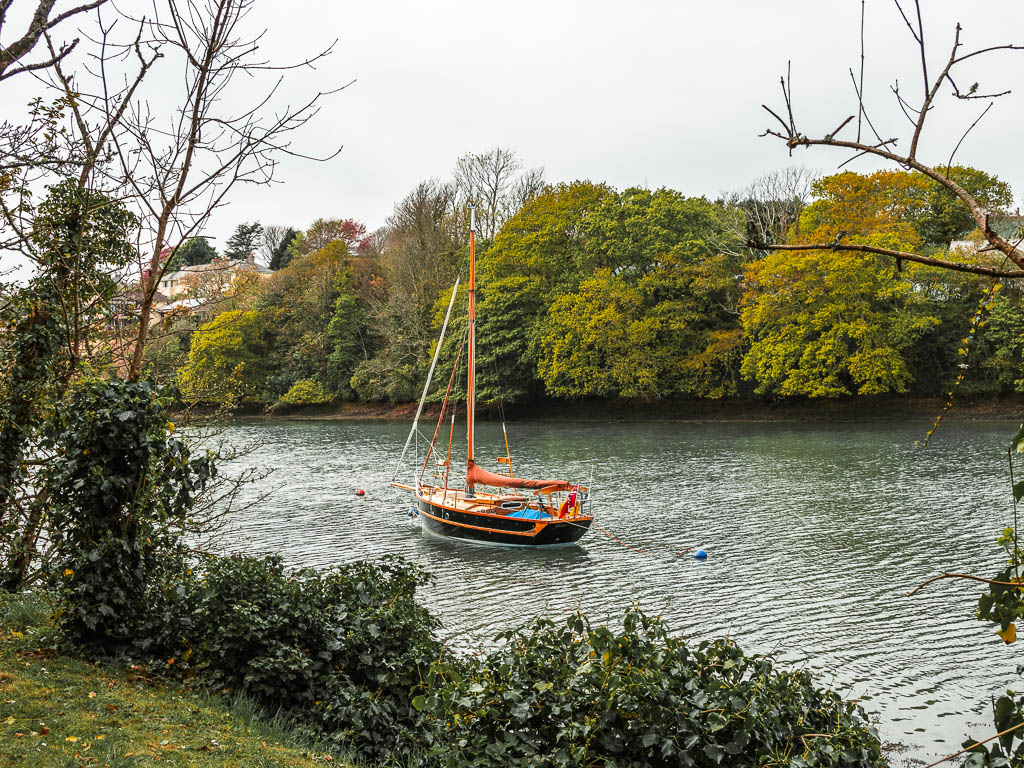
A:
[557,485,579,519]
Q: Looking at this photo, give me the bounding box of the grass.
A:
[0,591,354,768]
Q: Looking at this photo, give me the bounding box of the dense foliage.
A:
[178,554,442,763]
[419,608,884,768]
[158,162,1024,411]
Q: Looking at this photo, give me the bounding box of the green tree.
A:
[581,187,741,277]
[640,252,747,398]
[178,310,271,404]
[1,179,137,590]
[476,275,546,404]
[740,242,940,397]
[326,268,367,399]
[224,221,262,261]
[268,227,299,270]
[917,166,1013,248]
[538,271,659,399]
[170,236,217,268]
[481,184,744,402]
[483,180,615,291]
[256,241,352,398]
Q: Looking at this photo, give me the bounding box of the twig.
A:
[946,102,994,175]
[906,571,1024,598]
[857,0,866,141]
[922,721,1024,768]
[759,242,1024,278]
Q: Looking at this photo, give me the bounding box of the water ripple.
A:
[216,418,1018,761]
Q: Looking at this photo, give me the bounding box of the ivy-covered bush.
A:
[180,554,443,763]
[417,607,885,768]
[45,379,216,651]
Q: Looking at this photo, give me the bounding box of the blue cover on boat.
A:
[505,508,552,520]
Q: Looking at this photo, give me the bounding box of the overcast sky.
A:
[5,0,1024,253]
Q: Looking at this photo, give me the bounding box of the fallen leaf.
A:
[39,726,49,735]
[66,735,79,742]
[88,691,97,698]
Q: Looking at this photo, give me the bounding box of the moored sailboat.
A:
[392,205,592,547]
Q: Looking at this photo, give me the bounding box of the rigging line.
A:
[393,273,462,481]
[581,520,697,560]
[489,357,513,476]
[420,334,468,481]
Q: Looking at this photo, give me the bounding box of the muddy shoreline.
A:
[230,395,1024,423]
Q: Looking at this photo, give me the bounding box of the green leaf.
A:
[411,695,426,712]
[703,743,725,764]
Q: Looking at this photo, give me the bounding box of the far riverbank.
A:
[234,394,1024,423]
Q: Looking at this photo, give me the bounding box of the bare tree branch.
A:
[753,241,1024,278]
[0,0,108,81]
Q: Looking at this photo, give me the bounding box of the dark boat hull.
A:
[417,497,591,547]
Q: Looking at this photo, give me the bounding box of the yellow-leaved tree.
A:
[740,171,941,397]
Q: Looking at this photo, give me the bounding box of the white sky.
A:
[4,0,1024,254]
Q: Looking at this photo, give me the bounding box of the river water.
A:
[215,417,1022,763]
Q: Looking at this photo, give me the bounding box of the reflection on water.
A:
[216,417,1019,761]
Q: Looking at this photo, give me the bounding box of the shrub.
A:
[45,379,215,652]
[183,554,443,764]
[272,378,334,410]
[417,606,885,768]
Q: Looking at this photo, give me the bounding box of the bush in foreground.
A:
[183,554,443,763]
[417,607,884,768]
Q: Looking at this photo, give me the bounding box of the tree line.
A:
[163,154,1024,409]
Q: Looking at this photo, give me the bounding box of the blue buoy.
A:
[694,549,708,560]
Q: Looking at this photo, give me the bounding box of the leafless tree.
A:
[39,0,345,379]
[260,224,291,264]
[509,166,547,215]
[0,0,343,587]
[759,0,1024,279]
[453,147,543,240]
[724,166,816,248]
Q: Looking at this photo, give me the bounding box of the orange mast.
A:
[466,203,477,496]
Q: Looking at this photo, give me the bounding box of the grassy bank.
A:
[0,593,350,768]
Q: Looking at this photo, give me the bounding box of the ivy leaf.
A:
[703,743,725,764]
[1011,423,1024,453]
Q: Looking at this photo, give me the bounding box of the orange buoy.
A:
[356,489,365,496]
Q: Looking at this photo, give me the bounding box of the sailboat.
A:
[392,205,593,547]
